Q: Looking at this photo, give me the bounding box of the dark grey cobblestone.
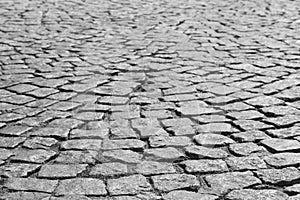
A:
[0,0,299,199]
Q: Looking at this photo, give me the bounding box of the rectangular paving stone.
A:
[5,178,58,193]
[70,129,109,139]
[30,127,70,139]
[261,138,300,152]
[90,162,128,177]
[263,153,300,167]
[0,163,40,178]
[151,174,199,192]
[11,149,57,164]
[107,175,152,195]
[0,136,26,148]
[55,178,107,196]
[226,156,267,170]
[181,159,228,173]
[205,171,262,194]
[60,139,102,151]
[0,125,31,136]
[38,164,88,178]
[135,161,176,175]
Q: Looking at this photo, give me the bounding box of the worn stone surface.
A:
[181,159,228,173]
[144,147,185,161]
[255,167,300,185]
[194,134,235,147]
[90,163,128,177]
[54,150,97,164]
[107,175,152,195]
[185,145,228,159]
[163,190,218,200]
[0,163,40,178]
[38,164,88,178]
[152,174,199,192]
[11,149,56,164]
[55,178,107,196]
[205,171,262,194]
[1,192,50,200]
[229,142,268,156]
[102,150,142,163]
[226,156,267,170]
[226,189,289,200]
[1,0,300,198]
[135,161,176,175]
[5,178,58,193]
[263,153,300,167]
[61,139,102,151]
[261,138,300,152]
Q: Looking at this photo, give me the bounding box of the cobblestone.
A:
[0,0,299,198]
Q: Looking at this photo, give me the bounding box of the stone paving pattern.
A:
[0,0,299,199]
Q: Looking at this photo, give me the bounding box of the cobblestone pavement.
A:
[0,0,300,199]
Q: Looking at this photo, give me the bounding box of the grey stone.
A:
[61,139,102,150]
[264,153,300,167]
[185,145,229,159]
[181,159,228,173]
[135,161,176,175]
[107,175,152,195]
[226,189,288,200]
[5,178,58,193]
[255,167,300,185]
[102,150,142,163]
[205,171,262,194]
[163,190,218,200]
[55,178,107,196]
[194,133,235,146]
[38,164,88,178]
[226,156,267,170]
[261,138,300,152]
[144,147,185,161]
[90,163,128,177]
[152,174,199,192]
[11,149,56,163]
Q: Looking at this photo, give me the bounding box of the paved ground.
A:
[0,0,299,199]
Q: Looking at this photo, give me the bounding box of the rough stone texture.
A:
[30,127,70,139]
[185,145,228,159]
[144,147,185,161]
[0,164,40,178]
[1,0,300,198]
[1,192,50,200]
[152,174,199,192]
[90,163,128,177]
[102,139,146,150]
[55,178,107,196]
[107,175,152,195]
[205,171,262,194]
[102,150,143,164]
[263,153,300,167]
[181,159,228,173]
[226,156,267,170]
[38,164,88,178]
[163,190,218,200]
[54,150,97,164]
[11,149,56,163]
[135,161,176,175]
[61,139,102,151]
[285,184,300,194]
[229,142,268,156]
[194,134,235,146]
[226,189,289,200]
[255,167,300,185]
[261,138,300,152]
[5,178,58,193]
